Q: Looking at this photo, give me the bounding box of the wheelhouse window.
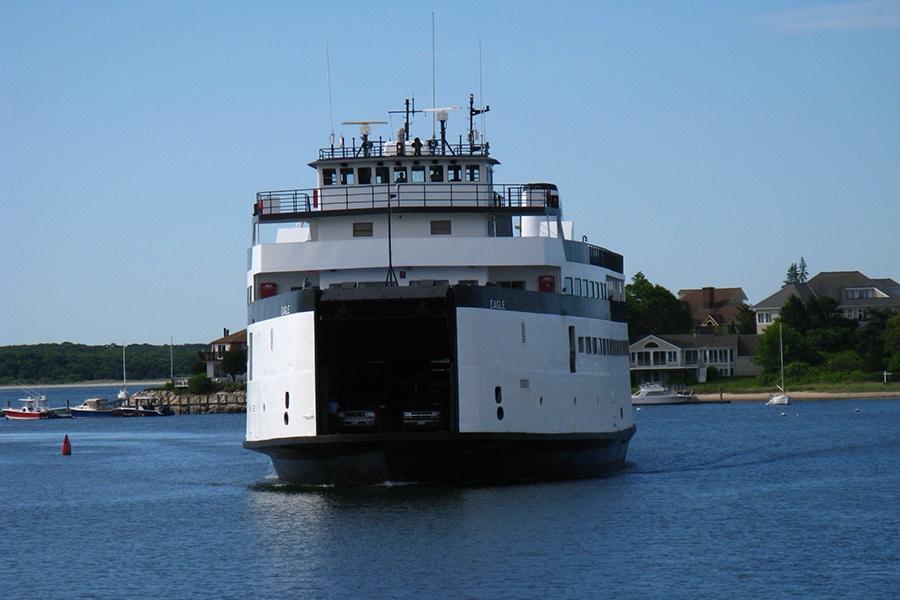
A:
[429,165,444,182]
[322,168,337,186]
[353,222,373,237]
[430,220,451,235]
[340,168,355,185]
[411,165,426,183]
[375,166,390,183]
[448,165,462,182]
[465,165,480,182]
[393,167,407,183]
[357,167,372,185]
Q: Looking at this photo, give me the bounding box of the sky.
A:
[1,0,898,346]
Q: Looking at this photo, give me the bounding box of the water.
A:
[1,386,897,599]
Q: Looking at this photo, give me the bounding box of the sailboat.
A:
[766,323,792,405]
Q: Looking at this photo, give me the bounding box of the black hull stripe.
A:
[244,425,636,485]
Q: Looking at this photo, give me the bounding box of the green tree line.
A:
[0,343,208,385]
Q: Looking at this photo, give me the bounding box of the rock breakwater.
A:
[134,389,246,414]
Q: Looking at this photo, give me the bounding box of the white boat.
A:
[243,94,636,485]
[3,394,51,420]
[70,397,118,418]
[766,323,792,406]
[631,383,698,406]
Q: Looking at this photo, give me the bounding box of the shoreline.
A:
[0,381,166,391]
[696,390,900,402]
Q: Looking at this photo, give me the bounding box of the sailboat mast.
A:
[779,324,785,392]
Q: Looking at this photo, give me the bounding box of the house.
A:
[677,286,749,333]
[753,271,900,334]
[199,328,248,379]
[629,334,760,385]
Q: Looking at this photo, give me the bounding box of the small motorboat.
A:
[4,394,52,420]
[631,382,698,406]
[70,397,119,418]
[115,396,172,417]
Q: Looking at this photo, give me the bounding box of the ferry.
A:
[243,95,636,484]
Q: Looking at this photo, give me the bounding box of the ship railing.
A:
[255,184,557,217]
[317,138,489,160]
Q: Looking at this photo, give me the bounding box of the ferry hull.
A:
[245,427,635,485]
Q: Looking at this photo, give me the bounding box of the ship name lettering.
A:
[490,300,506,310]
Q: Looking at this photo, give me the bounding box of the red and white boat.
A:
[4,394,52,420]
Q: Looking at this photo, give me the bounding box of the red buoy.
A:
[62,434,72,456]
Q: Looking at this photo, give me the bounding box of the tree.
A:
[625,272,693,337]
[783,257,809,286]
[221,348,247,380]
[753,320,820,375]
[779,295,810,333]
[735,303,758,334]
[187,373,215,394]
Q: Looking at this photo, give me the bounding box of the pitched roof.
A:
[754,272,900,310]
[677,287,748,327]
[210,329,247,345]
[753,282,817,309]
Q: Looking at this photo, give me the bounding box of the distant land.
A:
[0,343,207,385]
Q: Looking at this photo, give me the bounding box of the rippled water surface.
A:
[2,386,897,599]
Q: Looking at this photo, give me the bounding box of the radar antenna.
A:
[341,121,387,157]
[422,106,460,154]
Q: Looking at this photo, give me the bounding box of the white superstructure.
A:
[243,96,635,484]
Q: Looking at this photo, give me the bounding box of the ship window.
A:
[495,386,502,404]
[411,166,426,183]
[568,326,576,373]
[375,166,390,183]
[393,168,407,183]
[353,222,373,237]
[498,281,525,290]
[340,168,355,185]
[578,337,585,353]
[448,165,462,182]
[564,277,573,295]
[574,278,582,296]
[465,165,480,182]
[431,220,451,235]
[358,167,372,185]
[429,165,444,182]
[322,168,337,186]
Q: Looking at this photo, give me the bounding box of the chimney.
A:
[702,287,715,309]
[223,328,229,337]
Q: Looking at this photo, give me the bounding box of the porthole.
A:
[497,406,504,420]
[285,391,290,409]
[284,412,289,425]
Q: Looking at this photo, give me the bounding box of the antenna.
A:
[389,98,421,141]
[341,121,387,157]
[423,107,460,154]
[326,42,334,146]
[468,94,489,153]
[432,12,436,138]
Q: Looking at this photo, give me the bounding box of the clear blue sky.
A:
[2,1,898,345]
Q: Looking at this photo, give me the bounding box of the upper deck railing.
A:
[254,183,559,217]
[317,138,489,161]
